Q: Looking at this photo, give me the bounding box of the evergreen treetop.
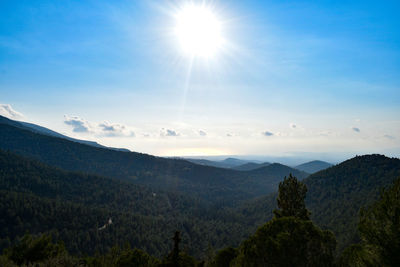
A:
[273,174,310,220]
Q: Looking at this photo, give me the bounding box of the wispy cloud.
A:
[160,128,179,137]
[64,115,92,133]
[262,131,274,136]
[384,134,395,140]
[99,121,135,137]
[0,104,24,120]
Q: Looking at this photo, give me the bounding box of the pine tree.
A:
[273,174,310,220]
[232,174,336,267]
[172,231,181,267]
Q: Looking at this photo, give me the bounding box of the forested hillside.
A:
[295,160,333,174]
[0,150,256,257]
[231,154,400,254]
[232,162,271,171]
[0,122,307,204]
[1,117,399,264]
[0,115,115,150]
[305,154,400,252]
[3,175,398,266]
[1,148,399,265]
[185,158,258,169]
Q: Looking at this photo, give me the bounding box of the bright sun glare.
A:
[174,4,223,57]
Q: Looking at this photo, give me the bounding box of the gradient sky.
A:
[1,0,399,161]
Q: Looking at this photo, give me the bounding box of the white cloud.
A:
[160,128,179,137]
[262,131,274,136]
[64,115,92,133]
[64,115,135,137]
[99,121,135,137]
[0,104,24,120]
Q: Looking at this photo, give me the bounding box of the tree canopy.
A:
[231,174,336,267]
[273,174,310,220]
[340,176,400,266]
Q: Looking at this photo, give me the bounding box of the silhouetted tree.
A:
[160,231,196,267]
[273,174,310,220]
[172,231,181,267]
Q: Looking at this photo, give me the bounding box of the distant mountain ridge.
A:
[233,162,271,171]
[295,160,333,173]
[0,115,130,152]
[0,120,308,204]
[185,157,262,169]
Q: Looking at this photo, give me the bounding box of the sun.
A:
[174,4,223,58]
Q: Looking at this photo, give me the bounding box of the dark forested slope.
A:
[0,122,307,204]
[305,154,400,252]
[0,150,253,257]
[233,154,400,253]
[0,115,126,150]
[232,162,271,171]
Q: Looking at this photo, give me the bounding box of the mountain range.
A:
[0,116,308,205]
[186,155,332,174]
[0,115,399,258]
[295,160,333,174]
[185,158,263,169]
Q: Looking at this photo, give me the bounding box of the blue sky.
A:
[1,0,399,161]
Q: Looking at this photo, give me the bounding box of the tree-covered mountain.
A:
[295,160,333,174]
[305,154,400,252]
[229,175,336,267]
[233,154,400,254]
[0,149,256,258]
[340,177,400,266]
[2,116,398,262]
[0,115,129,152]
[2,175,399,266]
[185,157,261,169]
[232,162,271,171]
[0,122,307,204]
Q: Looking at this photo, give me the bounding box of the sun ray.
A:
[179,56,194,122]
